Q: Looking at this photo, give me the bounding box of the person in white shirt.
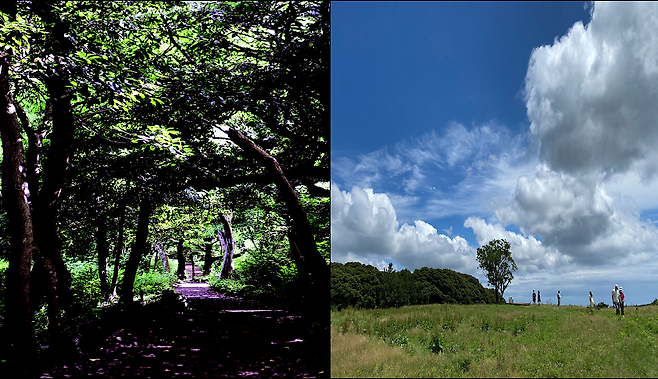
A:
[557,291,561,307]
[612,284,619,315]
[589,291,595,308]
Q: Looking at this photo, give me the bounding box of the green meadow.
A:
[331,303,658,378]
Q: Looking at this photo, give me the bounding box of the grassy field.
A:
[331,303,658,377]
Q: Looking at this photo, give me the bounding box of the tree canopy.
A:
[331,262,501,311]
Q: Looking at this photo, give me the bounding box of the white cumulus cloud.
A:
[494,164,658,265]
[331,184,476,272]
[516,2,658,267]
[525,2,658,181]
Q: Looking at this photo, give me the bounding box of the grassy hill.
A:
[331,303,658,377]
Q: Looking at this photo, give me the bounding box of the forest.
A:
[331,262,502,311]
[0,1,329,377]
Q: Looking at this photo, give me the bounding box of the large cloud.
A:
[513,2,658,267]
[494,164,658,265]
[525,2,658,181]
[331,184,476,272]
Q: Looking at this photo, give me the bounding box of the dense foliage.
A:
[0,1,329,373]
[330,262,501,311]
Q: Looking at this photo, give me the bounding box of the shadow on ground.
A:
[9,284,328,378]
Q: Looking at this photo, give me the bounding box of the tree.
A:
[217,210,235,279]
[475,239,517,303]
[120,198,151,304]
[0,51,38,362]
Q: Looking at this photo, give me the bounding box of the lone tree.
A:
[476,239,517,303]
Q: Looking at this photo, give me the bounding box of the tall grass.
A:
[331,303,658,377]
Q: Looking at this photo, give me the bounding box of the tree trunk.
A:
[176,238,186,280]
[149,248,158,272]
[27,86,75,310]
[190,251,196,281]
[110,195,128,297]
[217,211,235,279]
[96,211,110,298]
[202,242,218,275]
[0,53,37,359]
[18,84,73,332]
[120,198,151,304]
[5,55,67,360]
[227,128,328,293]
[28,11,77,307]
[228,128,329,346]
[154,241,170,272]
[287,231,306,301]
[39,253,63,351]
[15,101,44,204]
[28,215,72,311]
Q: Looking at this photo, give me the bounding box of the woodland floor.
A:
[2,263,328,378]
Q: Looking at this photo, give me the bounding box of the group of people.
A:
[532,290,543,305]
[612,284,625,317]
[531,289,561,306]
[587,285,625,316]
[529,287,625,312]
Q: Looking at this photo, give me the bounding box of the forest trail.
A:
[183,262,204,280]
[41,277,326,378]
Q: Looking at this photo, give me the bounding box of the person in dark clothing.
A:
[538,291,541,306]
[532,290,536,305]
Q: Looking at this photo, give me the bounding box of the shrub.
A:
[134,270,178,296]
[233,251,297,295]
[67,259,103,307]
[208,276,250,296]
[428,333,445,354]
[0,258,8,327]
[391,333,410,347]
[596,301,609,308]
[208,251,299,299]
[458,358,472,373]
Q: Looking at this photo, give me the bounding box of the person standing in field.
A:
[532,290,536,305]
[612,284,620,315]
[557,291,561,307]
[538,291,541,306]
[611,287,616,311]
[589,291,595,308]
[619,287,625,317]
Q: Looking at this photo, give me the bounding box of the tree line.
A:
[331,262,503,311]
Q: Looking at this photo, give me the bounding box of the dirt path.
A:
[175,281,217,299]
[39,277,327,378]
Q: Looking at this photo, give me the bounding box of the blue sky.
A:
[331,2,658,306]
